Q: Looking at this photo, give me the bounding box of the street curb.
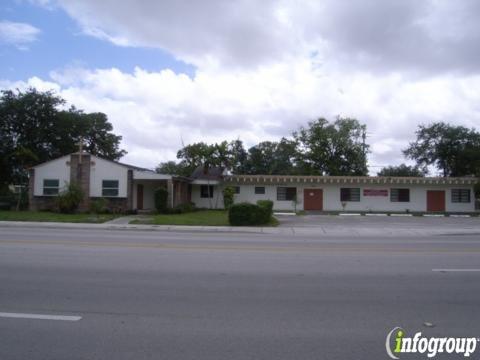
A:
[0,221,267,234]
[1,219,479,237]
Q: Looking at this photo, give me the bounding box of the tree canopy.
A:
[157,117,370,177]
[403,122,480,177]
[294,117,368,176]
[0,88,126,189]
[377,164,425,177]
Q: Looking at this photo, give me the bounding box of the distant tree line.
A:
[157,117,369,177]
[158,120,480,180]
[1,88,479,197]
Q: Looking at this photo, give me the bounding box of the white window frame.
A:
[102,180,119,197]
[43,179,59,196]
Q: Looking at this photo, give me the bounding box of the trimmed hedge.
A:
[256,200,273,223]
[228,202,272,226]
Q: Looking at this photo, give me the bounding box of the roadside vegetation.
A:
[132,206,279,227]
[132,210,230,226]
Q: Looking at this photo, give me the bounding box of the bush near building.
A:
[222,186,236,209]
[55,183,84,214]
[256,200,273,222]
[228,202,273,226]
[154,187,169,213]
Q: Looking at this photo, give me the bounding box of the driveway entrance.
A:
[304,189,323,211]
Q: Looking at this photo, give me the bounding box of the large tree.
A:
[403,122,480,177]
[0,88,126,189]
[244,138,298,175]
[294,117,369,176]
[377,164,425,177]
[155,161,190,176]
[227,139,248,174]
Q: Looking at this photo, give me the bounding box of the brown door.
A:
[427,190,445,212]
[137,184,144,210]
[304,189,323,211]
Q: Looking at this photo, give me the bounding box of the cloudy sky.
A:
[1,0,480,173]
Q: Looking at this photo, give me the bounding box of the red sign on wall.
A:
[363,189,388,197]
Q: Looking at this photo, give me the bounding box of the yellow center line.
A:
[0,239,479,254]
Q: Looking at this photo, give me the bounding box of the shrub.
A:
[0,195,13,210]
[56,182,84,213]
[222,186,236,209]
[13,190,29,210]
[228,202,271,226]
[257,200,273,223]
[166,202,197,214]
[90,198,108,214]
[154,187,169,213]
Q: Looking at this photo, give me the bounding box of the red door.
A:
[304,189,323,211]
[137,184,144,210]
[427,190,445,212]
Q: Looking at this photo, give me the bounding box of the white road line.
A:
[0,312,82,321]
[432,269,480,272]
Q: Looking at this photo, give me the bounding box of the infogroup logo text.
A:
[386,327,479,359]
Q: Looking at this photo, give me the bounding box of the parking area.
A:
[276,213,480,232]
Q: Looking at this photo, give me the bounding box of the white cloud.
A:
[3,63,480,174]
[35,0,480,73]
[0,20,40,49]
[4,1,480,174]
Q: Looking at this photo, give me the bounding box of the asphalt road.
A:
[0,226,479,359]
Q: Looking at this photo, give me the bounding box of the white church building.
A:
[29,152,477,213]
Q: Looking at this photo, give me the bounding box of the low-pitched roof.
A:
[32,152,153,172]
[190,166,226,181]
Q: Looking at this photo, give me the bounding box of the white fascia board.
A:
[191,180,220,185]
[133,171,172,180]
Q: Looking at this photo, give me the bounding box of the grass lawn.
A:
[0,210,118,223]
[134,210,229,226]
[132,210,279,227]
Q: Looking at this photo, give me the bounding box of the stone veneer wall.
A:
[28,168,57,211]
[69,153,91,211]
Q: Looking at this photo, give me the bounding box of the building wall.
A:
[89,157,129,198]
[192,183,476,212]
[191,184,225,209]
[33,156,71,196]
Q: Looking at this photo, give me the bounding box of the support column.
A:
[127,169,134,211]
[28,168,36,211]
[167,179,174,208]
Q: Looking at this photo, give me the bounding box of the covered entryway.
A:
[137,184,144,210]
[304,189,323,211]
[427,190,445,212]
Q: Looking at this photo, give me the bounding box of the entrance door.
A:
[137,184,144,210]
[427,190,445,212]
[304,189,323,211]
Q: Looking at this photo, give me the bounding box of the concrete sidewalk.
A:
[1,218,479,237]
